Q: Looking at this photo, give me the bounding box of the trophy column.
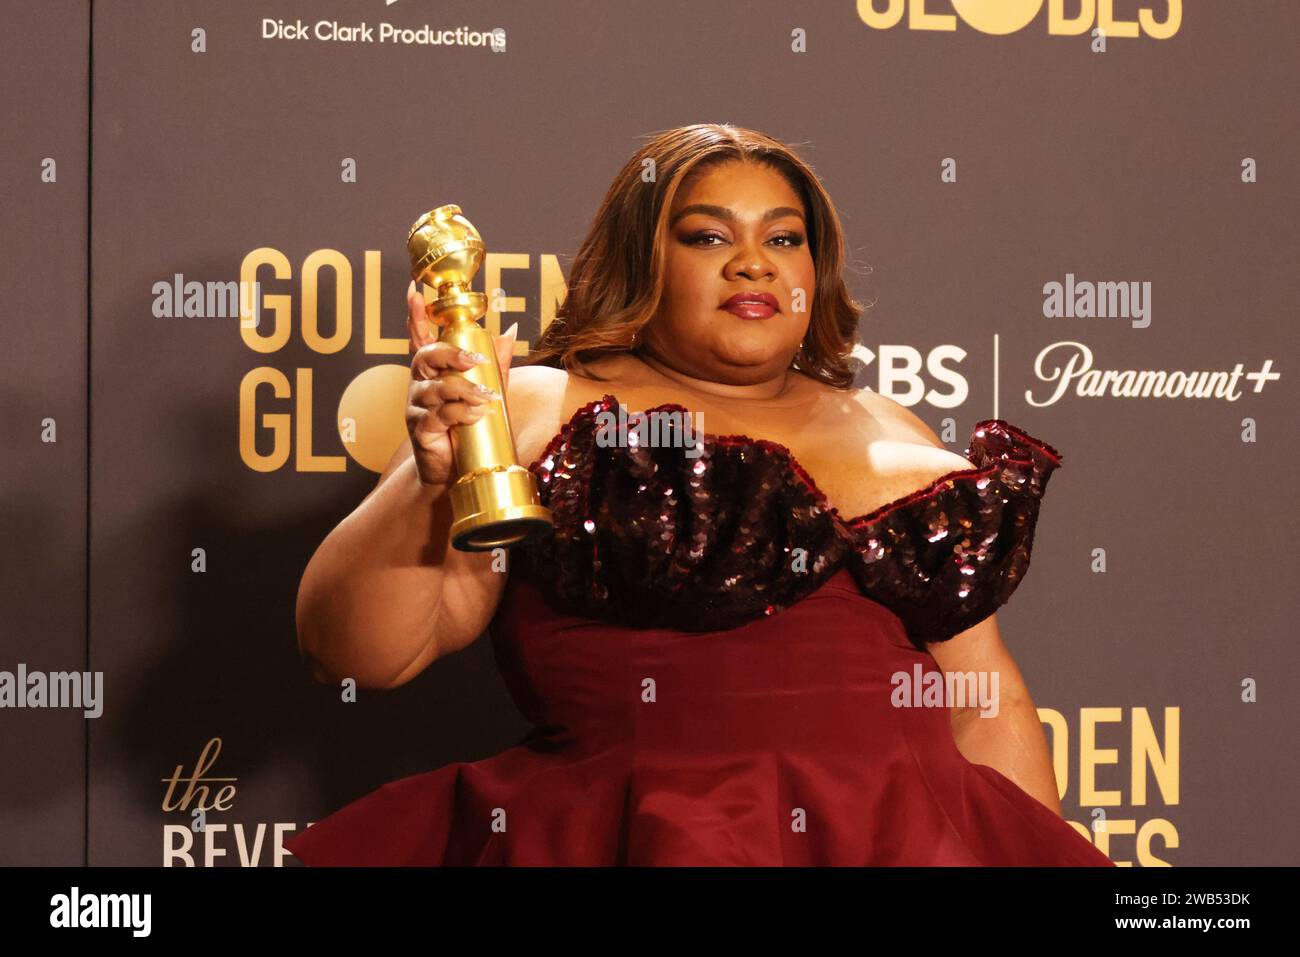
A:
[407,204,553,551]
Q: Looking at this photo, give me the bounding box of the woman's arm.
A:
[926,614,1064,816]
[866,398,1064,812]
[294,448,507,691]
[295,360,554,692]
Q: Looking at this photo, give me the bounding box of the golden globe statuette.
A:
[406,205,552,551]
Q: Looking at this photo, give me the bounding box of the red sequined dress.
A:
[285,395,1114,866]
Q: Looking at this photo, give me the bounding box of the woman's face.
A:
[644,160,815,385]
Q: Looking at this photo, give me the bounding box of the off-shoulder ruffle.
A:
[845,419,1062,645]
[523,395,1062,646]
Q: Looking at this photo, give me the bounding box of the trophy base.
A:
[448,466,554,552]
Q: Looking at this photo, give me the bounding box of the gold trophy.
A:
[407,204,553,551]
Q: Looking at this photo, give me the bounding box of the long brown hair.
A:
[524,124,866,389]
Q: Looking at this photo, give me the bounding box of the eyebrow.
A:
[669,204,806,228]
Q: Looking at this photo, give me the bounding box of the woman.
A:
[285,124,1114,866]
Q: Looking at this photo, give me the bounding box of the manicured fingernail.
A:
[460,349,488,364]
[475,383,501,399]
[504,322,519,339]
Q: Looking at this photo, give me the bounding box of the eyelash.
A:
[684,231,805,248]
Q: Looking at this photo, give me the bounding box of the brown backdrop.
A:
[2,0,1296,866]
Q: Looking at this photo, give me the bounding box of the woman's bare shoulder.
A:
[507,363,573,464]
[508,361,569,398]
[847,386,944,446]
[845,387,978,484]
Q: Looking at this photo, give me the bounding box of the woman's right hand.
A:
[405,280,518,488]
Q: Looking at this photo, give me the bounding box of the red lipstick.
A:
[721,291,779,320]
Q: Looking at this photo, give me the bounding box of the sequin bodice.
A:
[519,394,1062,647]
